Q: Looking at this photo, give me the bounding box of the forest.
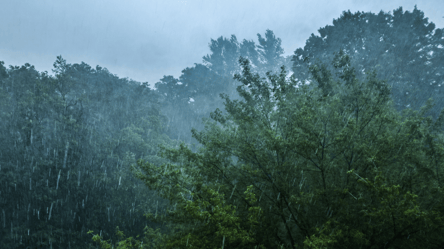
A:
[1,6,444,249]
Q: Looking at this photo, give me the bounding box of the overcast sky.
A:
[1,0,443,87]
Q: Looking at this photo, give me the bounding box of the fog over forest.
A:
[1,2,444,249]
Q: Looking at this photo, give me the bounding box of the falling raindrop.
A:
[29,178,32,191]
[230,185,236,199]
[78,171,81,187]
[119,176,121,186]
[48,203,53,220]
[63,142,69,168]
[56,170,61,190]
[107,207,110,222]
[299,177,305,191]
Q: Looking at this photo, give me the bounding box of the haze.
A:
[1,0,443,86]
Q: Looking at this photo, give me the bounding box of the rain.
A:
[1,0,444,248]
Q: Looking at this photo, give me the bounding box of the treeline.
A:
[0,5,443,249]
[0,57,175,248]
[0,28,291,249]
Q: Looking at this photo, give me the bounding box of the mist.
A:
[1,1,444,248]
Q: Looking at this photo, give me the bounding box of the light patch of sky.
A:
[0,0,443,87]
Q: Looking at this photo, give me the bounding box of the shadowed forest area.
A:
[1,6,444,249]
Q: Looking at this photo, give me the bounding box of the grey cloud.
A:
[1,0,442,85]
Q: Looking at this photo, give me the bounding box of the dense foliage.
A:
[291,6,444,120]
[90,53,444,248]
[155,29,293,144]
[0,58,174,248]
[1,5,443,249]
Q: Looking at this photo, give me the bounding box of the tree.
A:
[291,6,444,122]
[202,30,290,80]
[202,30,293,99]
[91,53,444,248]
[154,30,293,146]
[256,29,286,76]
[203,34,242,78]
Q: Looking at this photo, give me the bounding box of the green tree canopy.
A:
[0,57,174,248]
[91,52,444,248]
[291,6,444,121]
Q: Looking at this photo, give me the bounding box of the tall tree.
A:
[291,6,444,121]
[203,35,241,78]
[256,29,287,76]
